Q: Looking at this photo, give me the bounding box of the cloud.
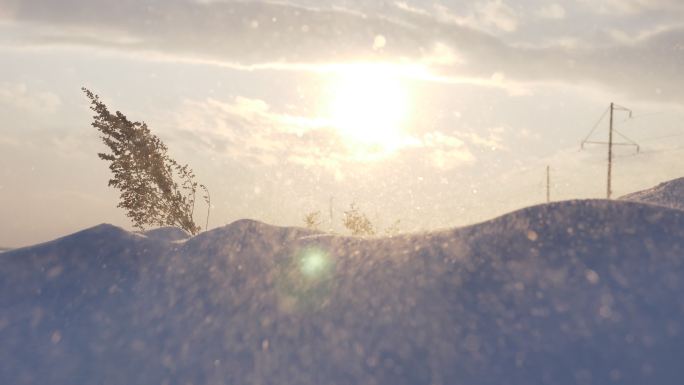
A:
[0,135,21,148]
[577,0,684,15]
[475,0,518,32]
[173,95,475,170]
[536,4,566,20]
[606,23,684,44]
[461,126,507,151]
[0,83,61,114]
[393,1,430,17]
[174,96,333,167]
[402,1,518,34]
[1,0,420,63]
[1,0,683,105]
[420,132,476,170]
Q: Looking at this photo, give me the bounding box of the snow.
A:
[2,200,684,384]
[141,226,191,242]
[620,177,684,210]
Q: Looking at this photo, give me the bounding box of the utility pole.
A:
[607,103,614,199]
[546,165,551,203]
[581,103,637,200]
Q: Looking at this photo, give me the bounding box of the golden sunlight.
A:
[325,63,420,153]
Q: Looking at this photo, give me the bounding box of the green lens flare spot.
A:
[299,249,330,278]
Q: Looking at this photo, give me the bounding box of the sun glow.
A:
[325,63,419,153]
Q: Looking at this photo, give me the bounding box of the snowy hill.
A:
[620,177,684,210]
[2,200,684,385]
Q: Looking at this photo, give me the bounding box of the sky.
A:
[1,0,684,247]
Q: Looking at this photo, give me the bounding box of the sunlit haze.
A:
[325,63,416,155]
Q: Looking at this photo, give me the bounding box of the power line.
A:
[613,129,641,152]
[581,106,610,147]
[639,132,684,143]
[622,111,665,122]
[580,102,640,199]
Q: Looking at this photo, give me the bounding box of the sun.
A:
[325,63,416,153]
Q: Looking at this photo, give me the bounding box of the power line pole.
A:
[607,102,614,199]
[581,103,637,199]
[546,165,551,203]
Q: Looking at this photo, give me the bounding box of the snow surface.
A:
[620,177,684,210]
[2,200,684,385]
[141,226,191,242]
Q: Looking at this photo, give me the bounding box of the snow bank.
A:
[141,226,191,242]
[2,201,684,385]
[621,176,684,210]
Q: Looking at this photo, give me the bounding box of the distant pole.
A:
[607,102,614,199]
[546,165,551,203]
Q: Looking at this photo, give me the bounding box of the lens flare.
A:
[299,249,330,278]
[275,247,335,312]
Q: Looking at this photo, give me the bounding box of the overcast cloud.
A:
[0,0,683,104]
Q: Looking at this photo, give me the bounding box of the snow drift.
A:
[2,200,684,385]
[621,177,684,210]
[141,226,191,242]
